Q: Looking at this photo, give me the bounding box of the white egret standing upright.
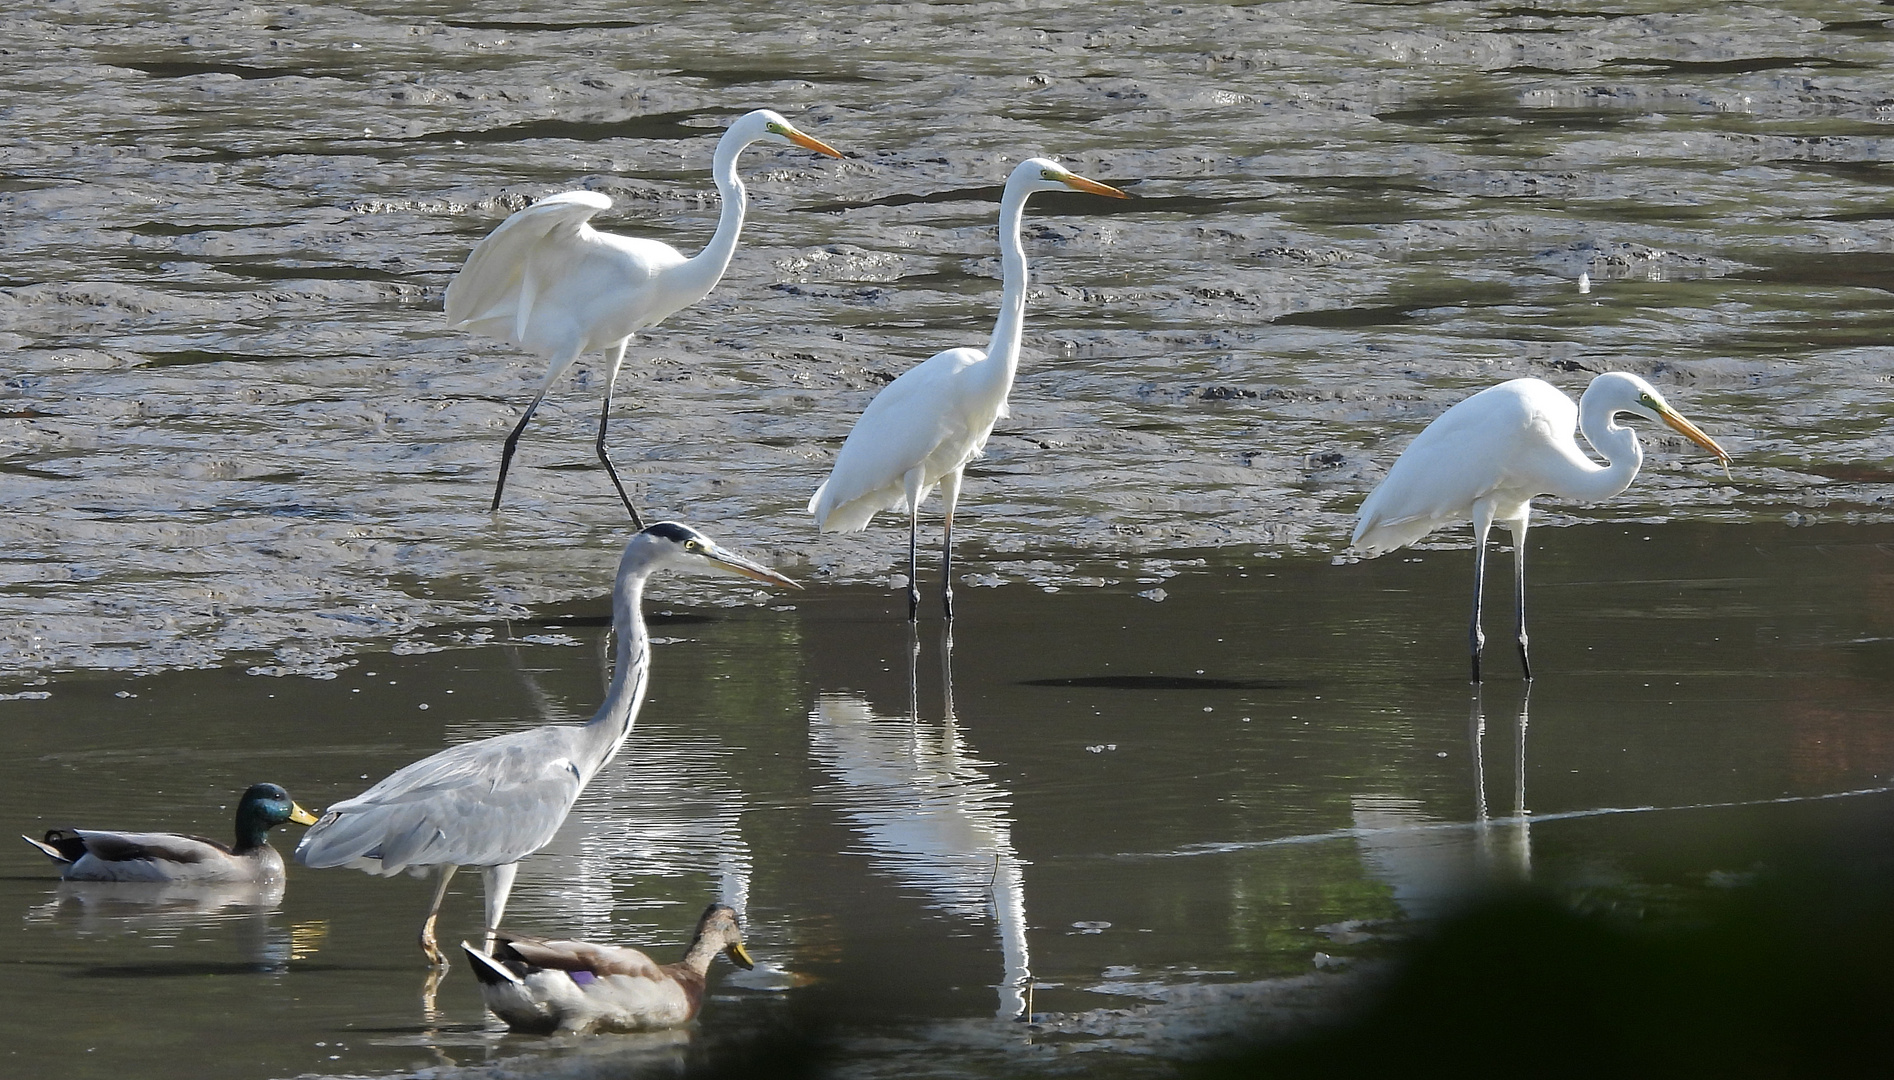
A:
[445,109,843,524]
[294,523,797,970]
[1350,373,1728,681]
[808,157,1128,620]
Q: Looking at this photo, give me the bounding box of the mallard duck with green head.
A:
[23,782,319,884]
[463,903,755,1034]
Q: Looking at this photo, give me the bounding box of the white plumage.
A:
[1352,373,1728,681]
[809,157,1128,619]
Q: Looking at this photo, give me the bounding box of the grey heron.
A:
[294,522,798,969]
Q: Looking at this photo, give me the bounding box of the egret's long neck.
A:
[1562,396,1645,503]
[672,136,750,304]
[982,184,1033,381]
[579,569,652,776]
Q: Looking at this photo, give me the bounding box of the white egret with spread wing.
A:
[808,157,1127,619]
[1351,373,1728,681]
[294,523,797,969]
[445,109,843,524]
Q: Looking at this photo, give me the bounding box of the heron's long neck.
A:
[580,571,652,775]
[980,185,1033,385]
[1563,399,1645,503]
[672,137,750,304]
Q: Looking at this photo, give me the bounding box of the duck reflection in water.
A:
[810,628,1034,1019]
[1351,686,1533,918]
[23,879,326,974]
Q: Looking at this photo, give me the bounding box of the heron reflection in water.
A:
[810,630,1033,1019]
[1351,687,1533,917]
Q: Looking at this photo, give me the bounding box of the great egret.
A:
[1351,373,1728,681]
[461,903,753,1034]
[445,109,844,524]
[23,783,318,883]
[808,157,1128,620]
[294,523,797,969]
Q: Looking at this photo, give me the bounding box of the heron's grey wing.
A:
[444,191,613,332]
[295,726,588,873]
[72,830,230,864]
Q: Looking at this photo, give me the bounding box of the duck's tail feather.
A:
[461,941,525,987]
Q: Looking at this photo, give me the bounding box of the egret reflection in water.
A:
[1352,687,1533,917]
[810,631,1033,1019]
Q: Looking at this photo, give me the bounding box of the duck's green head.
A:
[235,782,319,851]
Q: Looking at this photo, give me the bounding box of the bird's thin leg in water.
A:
[593,340,645,529]
[419,865,459,968]
[1510,521,1531,680]
[938,470,963,621]
[493,391,552,512]
[1468,505,1494,683]
[481,862,519,955]
[906,505,921,622]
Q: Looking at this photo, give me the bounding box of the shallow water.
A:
[6,519,1894,1079]
[5,0,1894,1076]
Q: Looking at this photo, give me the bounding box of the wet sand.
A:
[3,0,1893,675]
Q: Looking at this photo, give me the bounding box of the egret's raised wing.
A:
[810,347,993,531]
[69,829,229,864]
[444,191,614,333]
[296,726,589,874]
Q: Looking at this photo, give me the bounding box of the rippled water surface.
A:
[6,0,1894,1076]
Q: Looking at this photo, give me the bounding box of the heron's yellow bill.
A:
[1656,405,1729,465]
[290,803,321,827]
[785,127,844,159]
[705,544,802,590]
[1062,172,1130,199]
[726,941,756,970]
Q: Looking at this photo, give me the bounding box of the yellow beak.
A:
[784,127,844,159]
[726,941,756,970]
[1062,172,1131,199]
[705,544,802,590]
[1657,405,1730,465]
[290,802,320,827]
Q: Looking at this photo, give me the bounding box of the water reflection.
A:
[1352,688,1533,917]
[489,625,756,938]
[22,879,322,973]
[811,630,1033,1019]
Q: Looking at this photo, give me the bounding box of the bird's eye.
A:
[684,540,702,553]
[1040,168,1062,181]
[766,122,786,135]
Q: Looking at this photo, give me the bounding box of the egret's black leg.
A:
[906,506,921,622]
[941,510,955,621]
[1512,528,1531,680]
[594,386,644,530]
[1469,518,1490,683]
[491,397,546,512]
[938,471,963,622]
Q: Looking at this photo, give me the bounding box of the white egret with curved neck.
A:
[808,157,1128,620]
[1351,373,1729,681]
[446,109,843,524]
[294,523,798,970]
